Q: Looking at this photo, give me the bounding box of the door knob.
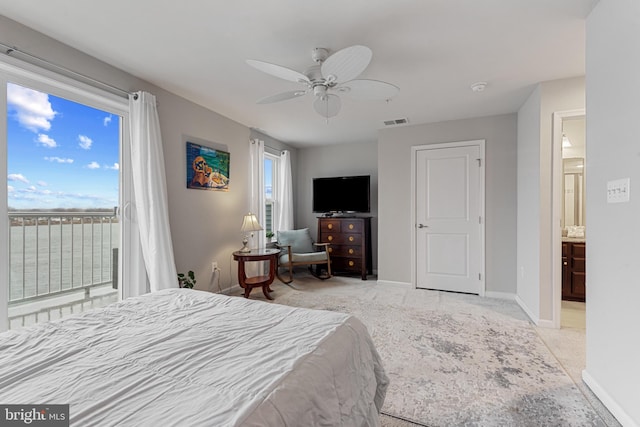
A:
[417,224,428,228]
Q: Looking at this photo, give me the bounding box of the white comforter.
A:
[0,289,388,426]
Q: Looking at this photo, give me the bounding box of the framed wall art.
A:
[186,141,230,191]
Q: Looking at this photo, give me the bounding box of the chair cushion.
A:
[281,251,328,264]
[277,228,314,254]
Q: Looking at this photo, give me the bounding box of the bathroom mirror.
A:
[562,157,584,227]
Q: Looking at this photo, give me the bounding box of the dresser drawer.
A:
[331,258,362,271]
[321,233,362,245]
[341,221,363,233]
[328,245,362,257]
[320,220,342,232]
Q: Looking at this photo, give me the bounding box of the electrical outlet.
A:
[211,261,218,272]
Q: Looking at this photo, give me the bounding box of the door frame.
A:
[410,139,486,295]
[552,109,586,328]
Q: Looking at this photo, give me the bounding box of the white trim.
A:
[410,140,486,296]
[376,279,413,288]
[552,110,586,329]
[264,151,280,234]
[485,291,516,300]
[582,370,637,427]
[0,74,7,331]
[515,295,540,324]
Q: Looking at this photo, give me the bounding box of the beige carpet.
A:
[230,273,616,426]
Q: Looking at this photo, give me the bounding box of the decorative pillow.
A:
[277,228,314,253]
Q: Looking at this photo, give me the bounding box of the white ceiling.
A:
[0,0,597,147]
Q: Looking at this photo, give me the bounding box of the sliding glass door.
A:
[0,57,138,331]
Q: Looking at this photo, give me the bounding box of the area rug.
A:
[270,285,606,427]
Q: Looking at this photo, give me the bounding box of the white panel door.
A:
[415,144,482,294]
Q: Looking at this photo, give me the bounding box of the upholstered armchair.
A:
[276,228,331,284]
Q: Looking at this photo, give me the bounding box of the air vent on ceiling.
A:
[383,118,409,126]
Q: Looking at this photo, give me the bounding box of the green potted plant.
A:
[265,231,275,243]
[177,270,196,289]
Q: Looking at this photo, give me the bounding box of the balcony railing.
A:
[7,211,119,327]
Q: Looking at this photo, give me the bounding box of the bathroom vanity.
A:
[562,238,585,302]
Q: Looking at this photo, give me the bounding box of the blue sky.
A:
[7,83,119,210]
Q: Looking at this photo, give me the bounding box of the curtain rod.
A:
[0,42,136,99]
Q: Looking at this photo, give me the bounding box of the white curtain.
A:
[277,150,294,231]
[128,91,178,295]
[249,139,265,249]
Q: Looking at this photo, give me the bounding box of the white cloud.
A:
[8,173,29,183]
[37,181,48,187]
[37,134,57,148]
[44,156,74,164]
[104,163,119,170]
[7,83,57,132]
[78,134,93,150]
[87,161,100,169]
[104,115,112,126]
[7,185,14,193]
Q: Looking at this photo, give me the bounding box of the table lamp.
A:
[240,212,263,252]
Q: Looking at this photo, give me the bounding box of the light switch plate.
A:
[607,178,630,203]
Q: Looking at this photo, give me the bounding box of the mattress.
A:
[0,289,388,426]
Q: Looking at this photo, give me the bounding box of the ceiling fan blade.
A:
[336,79,400,100]
[246,59,310,83]
[321,45,372,84]
[313,94,341,118]
[257,90,307,104]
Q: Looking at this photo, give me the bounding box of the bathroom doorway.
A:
[552,110,586,329]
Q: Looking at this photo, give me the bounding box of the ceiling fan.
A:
[246,45,399,118]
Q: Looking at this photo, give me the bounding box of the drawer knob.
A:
[348,224,354,230]
[349,236,354,242]
[328,248,333,253]
[328,236,333,241]
[328,224,333,230]
[349,261,354,267]
[348,249,354,254]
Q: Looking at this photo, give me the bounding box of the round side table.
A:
[232,248,281,300]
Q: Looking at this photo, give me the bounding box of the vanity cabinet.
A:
[318,217,372,280]
[562,241,586,302]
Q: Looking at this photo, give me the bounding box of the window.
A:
[264,153,279,234]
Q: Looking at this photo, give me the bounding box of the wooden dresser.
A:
[318,217,372,280]
[562,240,586,302]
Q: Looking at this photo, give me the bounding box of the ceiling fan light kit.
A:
[247,45,399,118]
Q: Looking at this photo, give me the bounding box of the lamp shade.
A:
[240,213,263,232]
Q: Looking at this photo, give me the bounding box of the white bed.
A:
[0,289,388,426]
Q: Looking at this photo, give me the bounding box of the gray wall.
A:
[516,85,542,315]
[0,16,296,293]
[377,114,517,294]
[295,141,378,270]
[584,1,640,424]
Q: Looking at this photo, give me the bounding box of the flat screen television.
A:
[312,175,370,213]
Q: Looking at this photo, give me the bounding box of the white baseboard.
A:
[582,369,637,427]
[376,280,413,288]
[514,295,557,328]
[515,295,539,324]
[485,291,516,300]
